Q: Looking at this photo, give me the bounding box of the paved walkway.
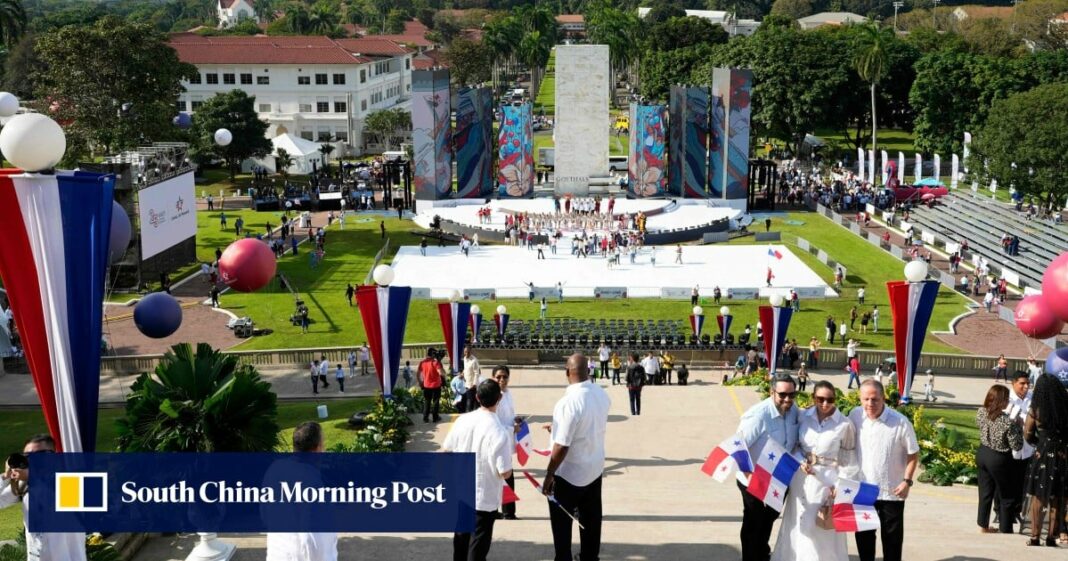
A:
[128,366,1056,561]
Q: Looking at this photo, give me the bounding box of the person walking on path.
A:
[347,350,357,378]
[335,364,346,393]
[493,366,521,521]
[418,350,445,423]
[210,285,220,308]
[543,353,611,561]
[975,384,1023,534]
[625,353,645,415]
[359,343,371,376]
[1023,374,1068,546]
[1007,371,1033,526]
[462,347,483,412]
[265,423,337,561]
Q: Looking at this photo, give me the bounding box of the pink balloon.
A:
[1042,252,1068,322]
[218,238,277,292]
[1015,294,1065,340]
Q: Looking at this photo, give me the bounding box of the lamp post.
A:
[932,0,941,29]
[893,1,904,31]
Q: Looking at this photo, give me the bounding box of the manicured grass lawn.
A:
[196,208,292,263]
[533,50,556,115]
[811,128,918,161]
[0,397,374,541]
[926,406,980,449]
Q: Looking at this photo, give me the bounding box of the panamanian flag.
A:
[717,313,733,342]
[700,434,754,482]
[690,313,705,337]
[832,478,880,532]
[355,285,412,397]
[767,247,783,260]
[437,302,470,375]
[746,438,801,512]
[515,419,550,466]
[758,305,794,376]
[0,170,115,454]
[887,279,940,403]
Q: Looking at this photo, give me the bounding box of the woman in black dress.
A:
[1024,374,1068,546]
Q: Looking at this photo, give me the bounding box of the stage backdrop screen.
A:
[497,103,534,198]
[137,172,196,260]
[628,103,667,197]
[412,69,453,200]
[454,87,494,199]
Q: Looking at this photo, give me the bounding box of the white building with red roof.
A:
[169,34,415,156]
[217,0,257,28]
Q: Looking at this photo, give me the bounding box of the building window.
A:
[191,99,204,111]
[315,73,328,85]
[240,73,253,85]
[189,73,202,84]
[300,129,313,140]
[176,100,187,112]
[360,69,366,83]
[317,128,332,141]
[257,75,270,85]
[205,73,218,84]
[405,58,410,70]
[316,101,330,113]
[223,73,235,85]
[299,101,312,113]
[298,76,310,85]
[334,130,348,142]
[333,73,345,85]
[334,101,347,113]
[361,100,367,111]
[258,103,271,113]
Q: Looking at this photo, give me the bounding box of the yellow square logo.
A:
[55,473,108,512]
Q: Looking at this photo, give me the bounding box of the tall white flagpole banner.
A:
[951,154,959,189]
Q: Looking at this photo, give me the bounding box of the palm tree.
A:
[275,148,294,179]
[517,5,558,100]
[285,3,310,34]
[116,343,280,453]
[318,142,335,172]
[586,6,640,100]
[482,16,523,96]
[308,4,340,35]
[853,22,895,155]
[0,0,26,47]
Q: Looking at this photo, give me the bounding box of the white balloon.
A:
[448,289,462,302]
[214,128,233,147]
[693,306,703,316]
[0,92,19,117]
[0,114,66,172]
[496,305,507,315]
[769,294,785,307]
[904,260,929,283]
[719,306,731,316]
[372,264,394,286]
[471,305,481,315]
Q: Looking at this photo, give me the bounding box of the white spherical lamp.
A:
[214,128,233,147]
[448,289,462,302]
[496,305,507,315]
[904,260,929,283]
[769,294,785,308]
[693,306,704,316]
[0,92,19,117]
[0,113,66,172]
[471,305,481,315]
[720,306,731,316]
[372,264,394,286]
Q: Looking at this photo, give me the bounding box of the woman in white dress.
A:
[771,380,857,561]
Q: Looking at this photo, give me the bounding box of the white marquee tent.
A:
[243,133,324,175]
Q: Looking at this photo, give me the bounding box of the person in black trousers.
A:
[625,353,645,416]
[975,384,1023,533]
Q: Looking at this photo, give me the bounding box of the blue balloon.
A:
[133,292,183,339]
[1047,347,1068,386]
[109,200,131,264]
[172,112,192,129]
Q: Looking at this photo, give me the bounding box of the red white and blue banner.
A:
[717,314,733,343]
[832,477,880,532]
[469,312,483,343]
[356,285,412,397]
[690,313,705,337]
[437,302,470,374]
[0,170,115,453]
[515,419,550,467]
[887,280,940,403]
[758,305,794,376]
[701,434,754,482]
[494,313,510,337]
[746,438,801,512]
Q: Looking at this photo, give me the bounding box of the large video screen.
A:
[137,172,196,259]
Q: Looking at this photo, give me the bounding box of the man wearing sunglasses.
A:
[1,434,87,561]
[736,374,800,561]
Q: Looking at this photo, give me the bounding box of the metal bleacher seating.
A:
[468,316,751,352]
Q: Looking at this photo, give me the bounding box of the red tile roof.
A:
[413,48,448,70]
[556,14,585,24]
[168,35,374,65]
[335,37,414,56]
[218,0,240,9]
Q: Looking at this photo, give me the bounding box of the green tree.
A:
[34,16,196,160]
[308,3,340,35]
[639,43,719,101]
[2,31,38,99]
[275,147,295,179]
[958,17,1022,58]
[318,142,335,172]
[853,22,894,155]
[586,2,641,95]
[116,343,280,453]
[770,0,813,19]
[364,108,410,150]
[515,4,557,100]
[190,89,272,181]
[482,14,523,95]
[285,2,310,33]
[0,0,26,47]
[445,37,493,86]
[971,83,1068,208]
[385,9,406,33]
[645,16,728,52]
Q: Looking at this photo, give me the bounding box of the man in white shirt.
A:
[641,351,660,386]
[1,434,86,561]
[462,347,483,412]
[1007,371,1034,525]
[267,422,337,561]
[849,380,919,561]
[492,366,521,520]
[597,343,611,380]
[442,380,513,561]
[347,350,357,378]
[358,343,371,376]
[543,353,611,561]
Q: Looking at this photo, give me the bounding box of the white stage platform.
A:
[413,197,744,238]
[390,244,836,299]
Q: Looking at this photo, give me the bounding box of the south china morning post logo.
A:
[55,472,108,512]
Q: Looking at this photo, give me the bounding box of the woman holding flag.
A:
[772,381,856,561]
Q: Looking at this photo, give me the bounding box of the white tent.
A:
[244,133,324,176]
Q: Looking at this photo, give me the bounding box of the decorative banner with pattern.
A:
[412,69,452,200]
[724,68,753,200]
[454,87,494,198]
[628,103,667,197]
[497,103,534,198]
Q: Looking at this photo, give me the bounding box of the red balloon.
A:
[218,238,277,292]
[1015,294,1065,339]
[1042,252,1068,322]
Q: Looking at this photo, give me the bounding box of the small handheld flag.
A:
[746,439,801,512]
[502,482,519,505]
[832,478,880,532]
[767,248,783,260]
[515,420,550,466]
[700,435,754,482]
[522,470,584,529]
